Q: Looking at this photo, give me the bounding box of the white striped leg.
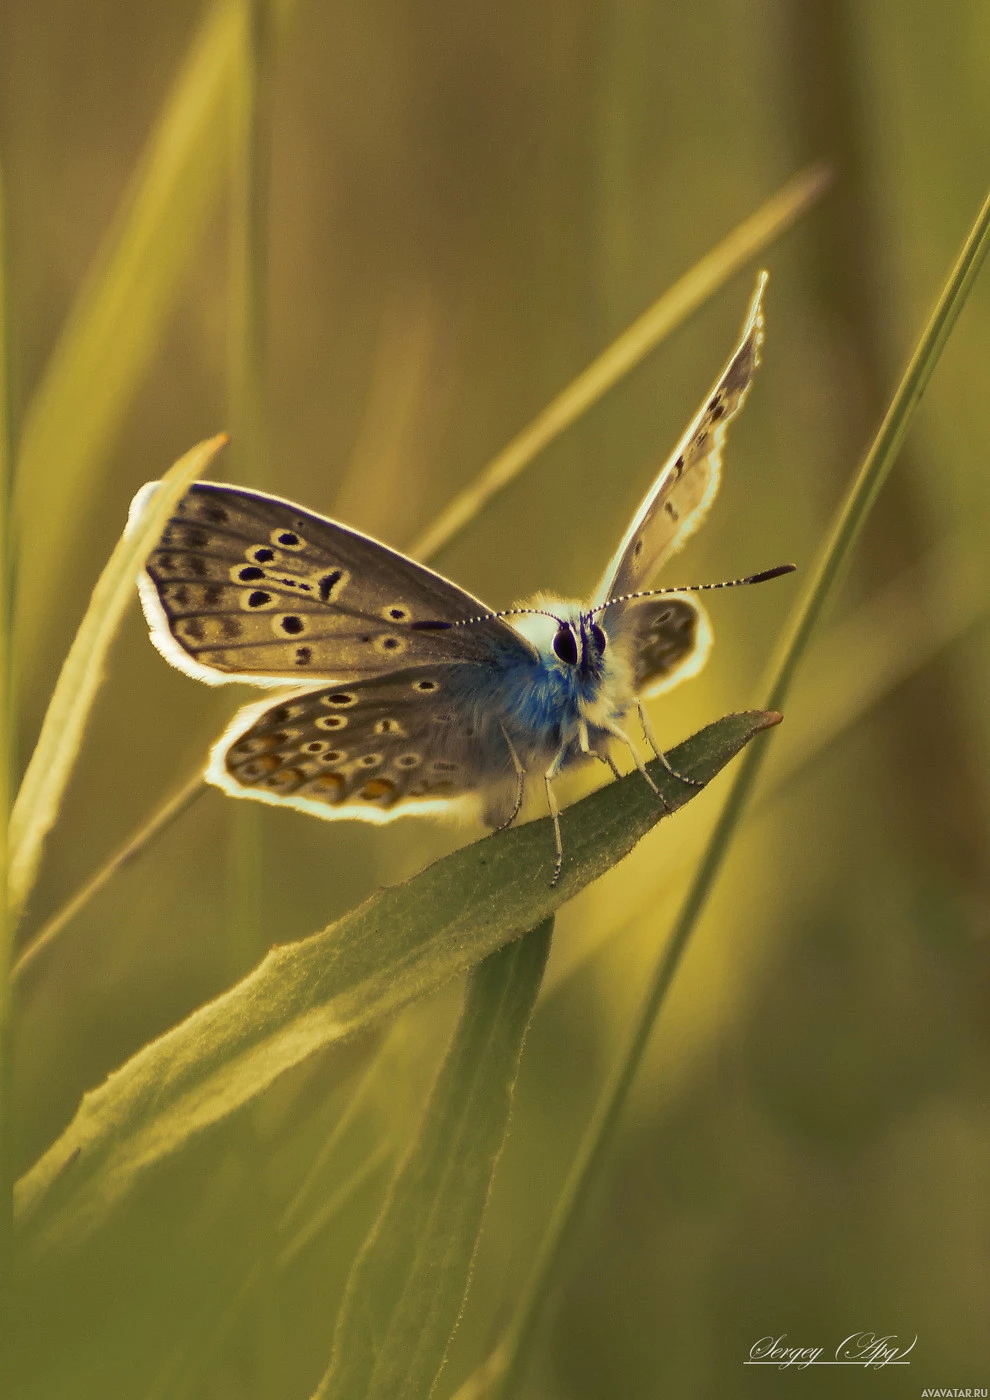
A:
[637,700,703,788]
[492,725,527,834]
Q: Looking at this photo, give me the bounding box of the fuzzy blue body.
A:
[426,598,638,826]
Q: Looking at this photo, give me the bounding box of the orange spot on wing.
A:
[359,778,396,801]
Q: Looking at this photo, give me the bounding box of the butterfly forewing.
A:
[136,481,535,686]
[594,272,768,617]
[208,665,515,823]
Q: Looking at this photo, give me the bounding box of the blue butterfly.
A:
[132,271,787,882]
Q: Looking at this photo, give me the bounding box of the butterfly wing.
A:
[131,481,536,687]
[620,595,713,698]
[593,271,767,618]
[207,664,515,824]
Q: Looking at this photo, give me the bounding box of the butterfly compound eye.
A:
[590,623,607,653]
[552,626,579,666]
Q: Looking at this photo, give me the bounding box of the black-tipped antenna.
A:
[408,565,795,633]
[588,563,796,616]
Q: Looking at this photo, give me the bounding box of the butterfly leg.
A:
[489,725,527,835]
[579,719,623,781]
[543,745,569,886]
[636,700,703,788]
[606,720,673,812]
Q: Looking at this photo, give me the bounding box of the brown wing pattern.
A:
[207,665,514,823]
[136,481,534,687]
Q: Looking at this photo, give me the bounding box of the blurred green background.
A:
[3,0,990,1395]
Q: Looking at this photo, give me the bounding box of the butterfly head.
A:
[504,599,609,681]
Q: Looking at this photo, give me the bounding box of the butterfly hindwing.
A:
[623,595,712,698]
[134,481,535,686]
[594,272,768,620]
[208,664,516,823]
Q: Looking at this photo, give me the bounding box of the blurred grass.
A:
[0,158,15,1370]
[12,0,296,702]
[3,3,990,1398]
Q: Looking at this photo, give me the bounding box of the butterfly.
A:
[132,270,790,883]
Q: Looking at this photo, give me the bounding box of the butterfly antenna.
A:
[410,606,569,632]
[589,563,796,616]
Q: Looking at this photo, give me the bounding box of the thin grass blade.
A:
[7,433,229,925]
[0,157,17,1374]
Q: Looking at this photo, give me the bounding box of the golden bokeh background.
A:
[3,1,990,1395]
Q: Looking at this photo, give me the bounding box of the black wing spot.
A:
[381,636,401,651]
[319,569,344,602]
[414,679,438,692]
[663,502,679,521]
[633,538,645,557]
[238,566,265,582]
[280,615,305,634]
[295,646,312,665]
[251,547,275,563]
[316,714,347,731]
[673,455,685,477]
[396,753,421,768]
[325,692,356,706]
[182,618,205,641]
[274,530,303,549]
[201,505,229,524]
[386,606,409,621]
[246,590,272,609]
[169,585,189,607]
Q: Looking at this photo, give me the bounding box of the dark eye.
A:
[590,623,607,653]
[552,627,578,666]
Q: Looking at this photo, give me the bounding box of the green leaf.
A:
[315,919,554,1400]
[14,709,779,1258]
